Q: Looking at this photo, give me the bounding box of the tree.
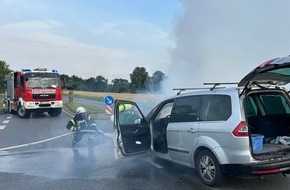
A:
[69,75,84,90]
[149,70,166,92]
[86,77,98,91]
[111,78,130,93]
[95,75,108,92]
[60,74,70,89]
[56,68,166,93]
[0,60,12,93]
[77,77,96,91]
[130,67,149,93]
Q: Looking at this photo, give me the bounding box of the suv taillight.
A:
[233,121,249,137]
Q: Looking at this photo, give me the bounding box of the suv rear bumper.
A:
[247,159,290,175]
[222,159,290,176]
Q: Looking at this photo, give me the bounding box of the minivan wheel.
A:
[196,150,223,187]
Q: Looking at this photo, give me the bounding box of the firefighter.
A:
[118,103,141,125]
[66,106,102,146]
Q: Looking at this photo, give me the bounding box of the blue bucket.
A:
[251,134,264,153]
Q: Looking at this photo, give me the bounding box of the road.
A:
[1,100,290,189]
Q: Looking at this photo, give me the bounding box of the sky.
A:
[0,0,182,82]
[1,0,290,93]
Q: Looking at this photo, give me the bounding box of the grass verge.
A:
[64,101,108,120]
[0,94,4,115]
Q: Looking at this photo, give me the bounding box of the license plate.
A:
[40,102,50,104]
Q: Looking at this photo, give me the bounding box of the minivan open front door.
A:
[114,100,151,156]
[238,56,290,92]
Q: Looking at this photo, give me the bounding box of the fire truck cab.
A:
[3,68,63,118]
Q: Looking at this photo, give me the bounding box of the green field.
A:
[62,90,163,102]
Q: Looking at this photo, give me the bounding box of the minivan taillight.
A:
[233,121,249,137]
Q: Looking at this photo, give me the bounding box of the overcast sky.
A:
[1,0,290,92]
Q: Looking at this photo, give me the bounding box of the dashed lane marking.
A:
[0,114,12,130]
[3,120,10,124]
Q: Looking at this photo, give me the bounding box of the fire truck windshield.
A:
[25,74,59,88]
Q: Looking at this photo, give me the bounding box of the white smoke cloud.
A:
[164,0,290,94]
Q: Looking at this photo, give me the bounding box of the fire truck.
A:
[3,68,63,118]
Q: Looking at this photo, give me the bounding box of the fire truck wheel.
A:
[17,106,31,118]
[48,108,62,117]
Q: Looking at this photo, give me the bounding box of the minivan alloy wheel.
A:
[196,150,223,186]
[199,155,216,180]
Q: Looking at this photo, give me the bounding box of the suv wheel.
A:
[196,150,223,186]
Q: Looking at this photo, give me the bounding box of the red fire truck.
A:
[3,68,63,118]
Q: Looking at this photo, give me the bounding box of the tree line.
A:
[0,60,166,93]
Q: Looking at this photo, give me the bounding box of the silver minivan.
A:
[113,55,290,186]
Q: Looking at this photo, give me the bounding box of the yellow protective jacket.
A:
[66,115,97,132]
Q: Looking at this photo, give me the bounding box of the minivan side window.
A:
[200,95,232,121]
[171,96,201,122]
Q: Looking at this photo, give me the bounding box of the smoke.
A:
[163,0,290,95]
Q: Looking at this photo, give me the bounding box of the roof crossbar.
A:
[204,82,238,90]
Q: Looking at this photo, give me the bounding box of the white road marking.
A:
[0,115,12,129]
[0,132,72,151]
[147,159,163,169]
[3,120,10,124]
[62,109,74,117]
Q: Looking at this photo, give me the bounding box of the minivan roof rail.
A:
[173,83,239,95]
[204,82,238,90]
[173,87,225,95]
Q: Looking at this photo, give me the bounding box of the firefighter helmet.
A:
[75,107,87,120]
[76,107,86,114]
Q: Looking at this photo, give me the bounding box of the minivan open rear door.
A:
[238,56,290,94]
[114,100,151,156]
